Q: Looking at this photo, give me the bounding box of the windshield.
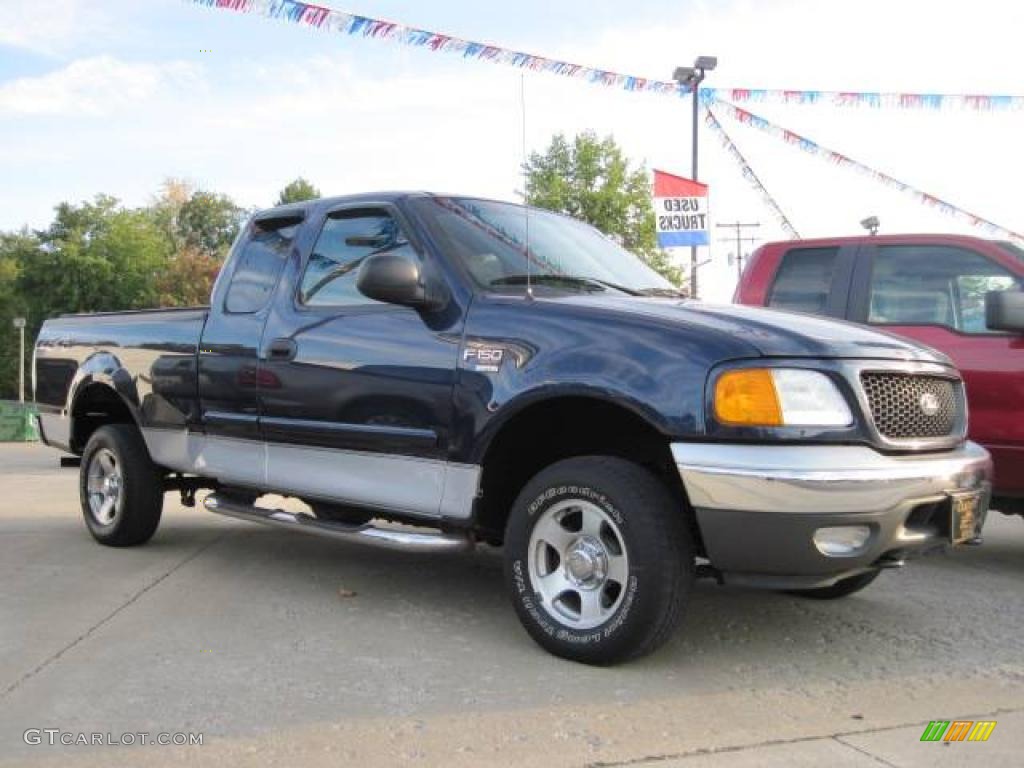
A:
[411,196,674,295]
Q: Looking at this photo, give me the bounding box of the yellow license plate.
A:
[950,492,982,545]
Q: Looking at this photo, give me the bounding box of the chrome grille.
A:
[860,373,958,440]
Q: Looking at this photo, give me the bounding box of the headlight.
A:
[714,368,853,427]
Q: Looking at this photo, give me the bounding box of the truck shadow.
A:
[149,515,1024,686]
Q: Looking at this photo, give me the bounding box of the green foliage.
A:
[0,184,246,399]
[177,190,243,256]
[150,181,243,258]
[21,197,170,320]
[277,177,321,206]
[0,232,32,399]
[155,247,223,307]
[523,132,685,288]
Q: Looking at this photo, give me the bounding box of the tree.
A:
[18,196,171,323]
[0,184,253,396]
[523,132,684,287]
[0,231,34,399]
[155,246,221,307]
[151,179,243,259]
[277,177,321,206]
[177,190,243,257]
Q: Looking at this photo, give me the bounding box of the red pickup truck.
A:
[735,234,1024,517]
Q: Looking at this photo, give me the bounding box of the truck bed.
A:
[34,307,209,451]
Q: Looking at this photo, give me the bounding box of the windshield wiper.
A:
[637,287,688,298]
[489,274,641,295]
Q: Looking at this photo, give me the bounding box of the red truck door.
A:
[849,241,1024,502]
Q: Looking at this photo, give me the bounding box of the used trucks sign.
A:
[653,170,709,248]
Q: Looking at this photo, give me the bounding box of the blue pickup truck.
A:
[34,193,992,664]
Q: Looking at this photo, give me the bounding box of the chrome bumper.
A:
[673,441,992,588]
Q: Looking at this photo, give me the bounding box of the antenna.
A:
[520,73,533,300]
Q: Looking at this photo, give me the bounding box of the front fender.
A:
[467,383,674,465]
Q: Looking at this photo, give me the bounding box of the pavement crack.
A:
[583,706,1024,767]
[2,532,226,699]
[832,735,899,767]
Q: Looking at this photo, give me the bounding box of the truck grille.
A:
[860,372,958,440]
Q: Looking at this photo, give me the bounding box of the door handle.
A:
[267,338,297,361]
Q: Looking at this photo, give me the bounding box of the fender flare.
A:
[469,383,672,466]
[67,351,142,448]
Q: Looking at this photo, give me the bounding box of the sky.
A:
[1,0,1022,301]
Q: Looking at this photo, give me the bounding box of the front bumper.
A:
[673,441,992,589]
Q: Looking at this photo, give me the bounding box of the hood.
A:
[552,295,952,364]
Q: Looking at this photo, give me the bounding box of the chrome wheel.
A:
[527,498,629,630]
[86,448,122,526]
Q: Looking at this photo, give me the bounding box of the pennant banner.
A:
[700,88,1024,111]
[713,99,1024,242]
[703,109,801,239]
[190,0,681,95]
[189,3,1021,110]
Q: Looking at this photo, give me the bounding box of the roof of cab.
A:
[253,191,435,220]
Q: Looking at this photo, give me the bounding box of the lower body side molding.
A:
[203,493,473,554]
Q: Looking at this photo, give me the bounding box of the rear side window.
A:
[224,216,302,314]
[767,247,839,314]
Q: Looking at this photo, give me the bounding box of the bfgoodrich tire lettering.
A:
[79,424,164,547]
[504,456,694,665]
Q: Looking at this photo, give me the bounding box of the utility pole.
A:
[716,222,760,280]
[12,317,26,403]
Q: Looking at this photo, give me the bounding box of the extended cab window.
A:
[224,216,301,314]
[299,210,412,307]
[869,245,1020,333]
[767,247,839,314]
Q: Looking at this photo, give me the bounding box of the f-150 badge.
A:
[463,347,504,372]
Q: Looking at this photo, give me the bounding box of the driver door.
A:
[258,204,464,517]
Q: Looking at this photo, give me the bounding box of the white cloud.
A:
[2,0,1022,302]
[0,55,203,116]
[0,0,94,54]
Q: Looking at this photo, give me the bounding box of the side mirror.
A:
[985,290,1024,333]
[356,252,447,311]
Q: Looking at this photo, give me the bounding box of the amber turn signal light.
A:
[714,369,783,426]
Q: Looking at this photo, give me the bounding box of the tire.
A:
[504,456,694,665]
[309,502,374,526]
[79,424,163,547]
[787,569,881,600]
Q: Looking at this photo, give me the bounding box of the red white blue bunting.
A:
[712,99,1024,242]
[700,88,1023,111]
[703,108,801,239]
[191,2,1024,111]
[190,0,681,95]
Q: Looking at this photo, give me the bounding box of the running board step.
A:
[203,493,472,554]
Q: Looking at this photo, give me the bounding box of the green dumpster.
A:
[0,401,39,442]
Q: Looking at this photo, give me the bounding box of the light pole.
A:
[673,55,717,299]
[12,317,26,403]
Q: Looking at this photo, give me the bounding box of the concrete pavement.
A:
[1,442,1022,767]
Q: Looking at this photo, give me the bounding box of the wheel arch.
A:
[66,351,143,453]
[472,392,699,549]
